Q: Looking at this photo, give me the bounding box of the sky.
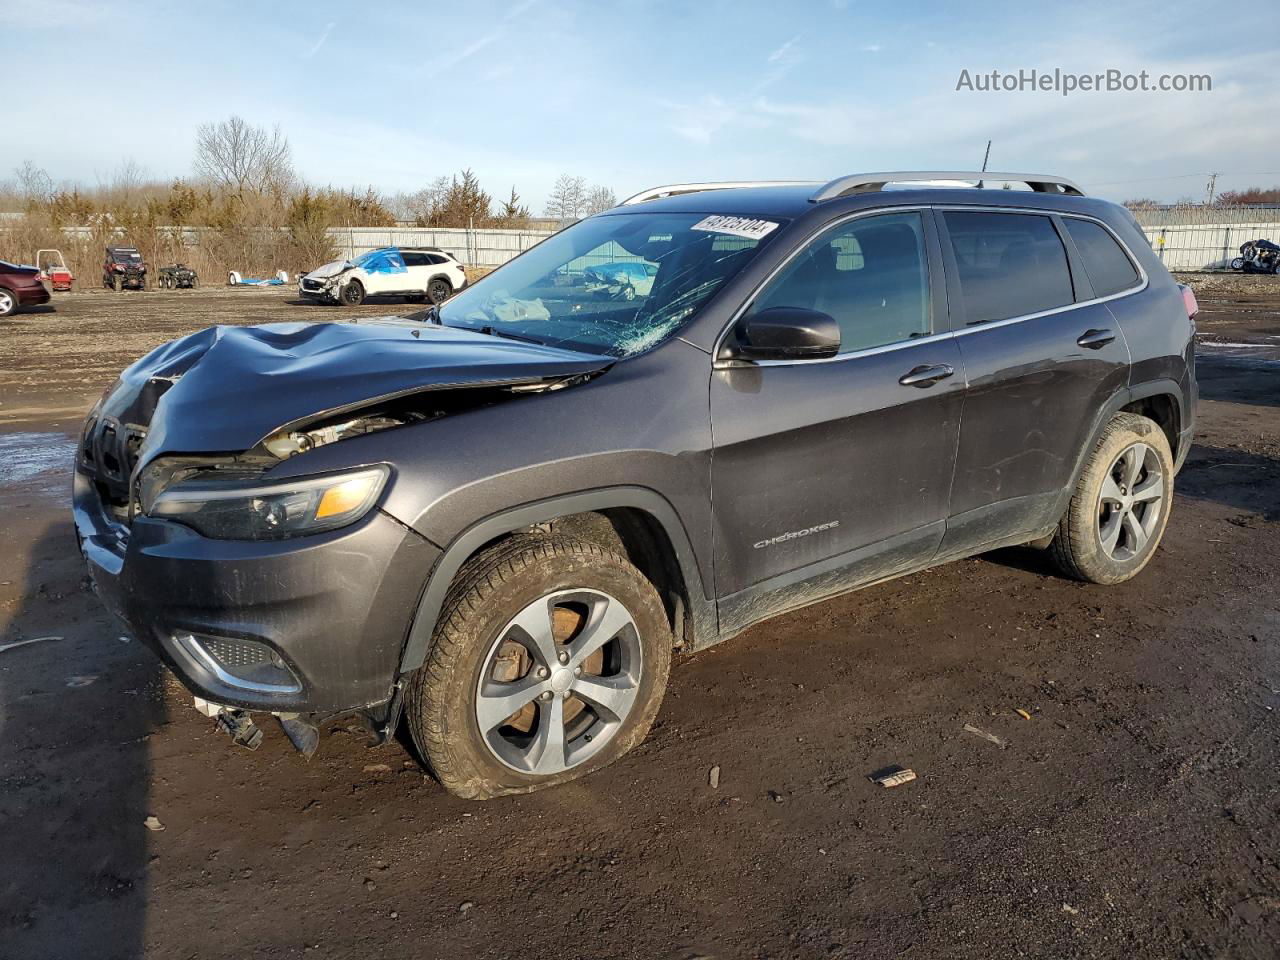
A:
[4,0,1279,209]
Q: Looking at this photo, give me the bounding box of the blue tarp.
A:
[353,247,407,274]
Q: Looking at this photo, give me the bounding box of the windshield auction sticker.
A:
[690,215,780,241]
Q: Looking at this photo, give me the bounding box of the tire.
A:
[0,288,16,318]
[1230,257,1245,271]
[406,534,673,800]
[1049,413,1174,584]
[113,276,122,293]
[340,279,365,306]
[427,277,452,305]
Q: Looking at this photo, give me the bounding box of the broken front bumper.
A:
[73,468,439,716]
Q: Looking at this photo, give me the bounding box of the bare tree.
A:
[544,174,587,219]
[15,160,54,209]
[194,116,295,199]
[583,185,617,215]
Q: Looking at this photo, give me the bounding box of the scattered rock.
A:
[363,763,392,774]
[709,765,721,789]
[1062,903,1080,915]
[459,900,474,914]
[390,911,398,920]
[768,790,785,803]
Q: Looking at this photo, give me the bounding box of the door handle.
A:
[898,363,955,387]
[1077,328,1115,349]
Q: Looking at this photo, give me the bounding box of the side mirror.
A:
[726,306,841,362]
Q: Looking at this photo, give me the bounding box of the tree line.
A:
[0,115,619,279]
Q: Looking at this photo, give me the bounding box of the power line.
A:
[1085,171,1280,188]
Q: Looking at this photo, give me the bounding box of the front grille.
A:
[302,278,323,292]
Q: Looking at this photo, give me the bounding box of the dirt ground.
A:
[0,278,1277,960]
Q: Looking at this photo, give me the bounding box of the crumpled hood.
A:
[96,319,611,469]
[303,259,352,280]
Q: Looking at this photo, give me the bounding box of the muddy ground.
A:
[0,279,1277,960]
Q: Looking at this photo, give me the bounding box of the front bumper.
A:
[73,468,440,715]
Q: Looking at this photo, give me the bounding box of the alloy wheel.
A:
[1097,442,1165,562]
[475,589,643,775]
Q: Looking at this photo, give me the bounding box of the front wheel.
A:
[1049,413,1174,584]
[1230,257,1245,270]
[340,279,365,305]
[406,535,673,799]
[0,288,16,318]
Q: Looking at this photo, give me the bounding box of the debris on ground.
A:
[363,763,392,774]
[1015,708,1033,720]
[64,675,98,688]
[459,901,475,914]
[868,766,918,788]
[709,765,721,789]
[144,816,165,832]
[964,723,1009,748]
[1062,903,1080,915]
[0,635,61,654]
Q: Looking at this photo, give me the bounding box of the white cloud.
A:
[862,43,882,53]
[768,37,801,64]
[304,22,335,59]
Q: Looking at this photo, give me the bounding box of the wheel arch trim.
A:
[397,486,715,674]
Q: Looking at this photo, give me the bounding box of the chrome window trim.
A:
[712,205,1147,370]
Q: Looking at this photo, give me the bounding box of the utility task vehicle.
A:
[298,246,467,305]
[75,172,1198,798]
[103,246,147,291]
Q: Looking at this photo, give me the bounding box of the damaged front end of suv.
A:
[74,317,611,754]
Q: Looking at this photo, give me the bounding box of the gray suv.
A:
[74,172,1198,798]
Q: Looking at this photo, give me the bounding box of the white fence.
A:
[330,226,557,267]
[1141,222,1280,271]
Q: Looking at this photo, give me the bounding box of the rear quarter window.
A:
[943,211,1074,324]
[1063,218,1140,298]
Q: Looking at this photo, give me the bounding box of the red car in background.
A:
[0,259,52,317]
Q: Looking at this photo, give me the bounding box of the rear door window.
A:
[1063,218,1139,298]
[401,252,428,267]
[943,211,1074,324]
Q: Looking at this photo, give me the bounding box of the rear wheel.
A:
[428,277,452,304]
[340,279,365,305]
[0,288,16,317]
[1050,413,1174,584]
[1230,257,1245,270]
[406,535,672,799]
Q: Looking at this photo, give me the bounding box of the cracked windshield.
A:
[437,212,783,356]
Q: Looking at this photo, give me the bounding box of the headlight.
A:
[147,465,389,540]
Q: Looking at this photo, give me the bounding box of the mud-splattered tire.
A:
[1050,413,1174,584]
[340,280,365,306]
[406,534,672,800]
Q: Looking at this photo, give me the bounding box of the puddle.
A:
[0,432,78,501]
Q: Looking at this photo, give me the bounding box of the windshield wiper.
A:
[476,325,545,346]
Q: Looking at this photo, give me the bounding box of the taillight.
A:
[1178,283,1199,321]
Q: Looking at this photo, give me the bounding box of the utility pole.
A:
[1205,172,1219,205]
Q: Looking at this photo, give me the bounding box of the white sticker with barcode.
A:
[690,215,779,240]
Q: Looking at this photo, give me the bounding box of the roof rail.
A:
[621,181,818,205]
[810,171,1085,202]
